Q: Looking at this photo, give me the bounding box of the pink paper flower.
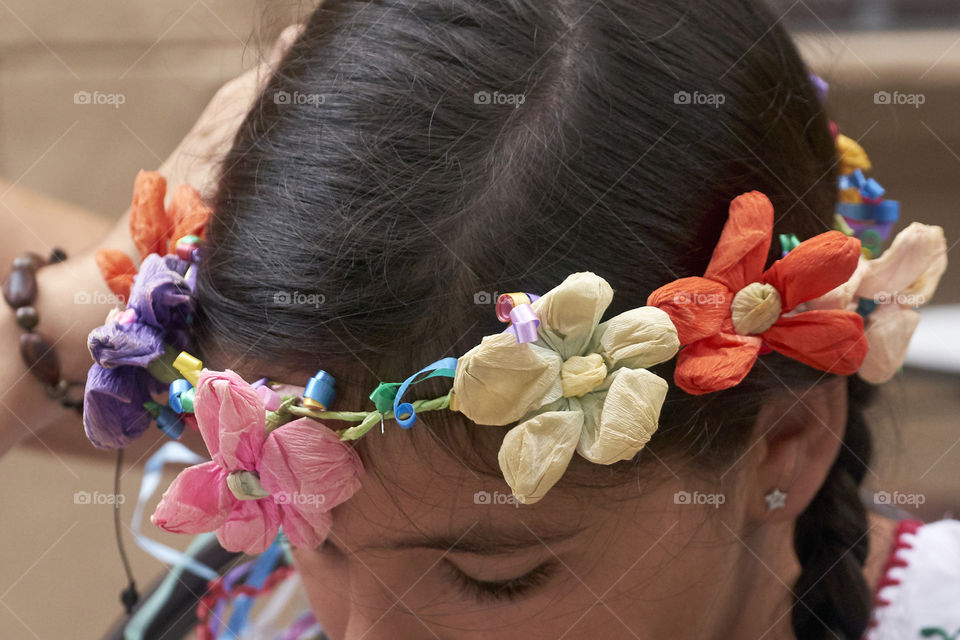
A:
[151,370,364,554]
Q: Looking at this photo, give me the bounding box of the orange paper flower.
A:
[96,170,213,300]
[648,191,868,395]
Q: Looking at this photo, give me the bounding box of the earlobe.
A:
[746,376,849,523]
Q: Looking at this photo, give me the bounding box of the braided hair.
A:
[793,376,876,639]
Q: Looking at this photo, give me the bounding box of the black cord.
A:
[114,448,140,614]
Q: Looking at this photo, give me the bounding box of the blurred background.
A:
[1,0,958,637]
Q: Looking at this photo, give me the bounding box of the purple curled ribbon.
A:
[496,292,541,344]
[501,303,540,343]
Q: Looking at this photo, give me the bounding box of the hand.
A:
[0,25,305,456]
[158,24,305,201]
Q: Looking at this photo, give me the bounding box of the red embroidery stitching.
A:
[865,518,924,636]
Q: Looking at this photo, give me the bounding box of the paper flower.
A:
[96,170,212,301]
[647,191,868,395]
[128,254,193,349]
[87,321,165,369]
[83,363,164,449]
[452,271,679,504]
[809,222,947,383]
[151,370,364,554]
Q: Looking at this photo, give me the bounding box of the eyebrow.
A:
[378,525,584,556]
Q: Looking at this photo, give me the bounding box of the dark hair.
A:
[194,0,876,637]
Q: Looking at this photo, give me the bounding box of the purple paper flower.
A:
[128,254,193,348]
[88,321,165,368]
[83,363,164,449]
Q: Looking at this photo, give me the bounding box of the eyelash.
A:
[442,560,555,603]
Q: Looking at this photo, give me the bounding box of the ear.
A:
[743,376,849,522]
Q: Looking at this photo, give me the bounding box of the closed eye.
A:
[442,560,556,603]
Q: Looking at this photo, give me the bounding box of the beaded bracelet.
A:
[2,248,84,413]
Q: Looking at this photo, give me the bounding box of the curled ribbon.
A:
[496,292,541,343]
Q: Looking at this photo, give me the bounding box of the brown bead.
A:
[3,267,38,309]
[49,248,67,264]
[12,252,45,271]
[19,332,61,387]
[15,305,39,330]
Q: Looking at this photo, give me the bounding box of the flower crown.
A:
[85,80,947,553]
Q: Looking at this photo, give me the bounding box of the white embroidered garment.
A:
[868,519,960,639]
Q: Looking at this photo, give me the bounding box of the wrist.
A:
[34,251,117,383]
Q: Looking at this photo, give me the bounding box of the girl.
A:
[5,1,957,638]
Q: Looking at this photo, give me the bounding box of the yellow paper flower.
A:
[452,272,679,504]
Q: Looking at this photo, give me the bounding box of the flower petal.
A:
[166,184,213,254]
[452,331,563,425]
[762,231,861,312]
[762,310,868,375]
[130,170,171,260]
[806,255,869,313]
[87,321,164,368]
[195,370,266,470]
[647,277,731,345]
[82,364,154,449]
[151,462,233,534]
[591,306,678,369]
[858,304,921,384]
[577,368,668,464]
[94,248,137,302]
[673,332,762,395]
[703,191,773,292]
[858,222,947,304]
[128,254,193,348]
[279,507,333,550]
[216,499,281,554]
[531,272,613,358]
[259,419,363,529]
[497,411,583,505]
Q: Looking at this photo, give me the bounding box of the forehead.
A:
[339,409,590,551]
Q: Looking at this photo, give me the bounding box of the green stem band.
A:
[272,392,453,440]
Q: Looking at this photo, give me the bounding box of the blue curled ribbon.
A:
[218,535,285,640]
[391,357,458,429]
[131,442,219,581]
[838,169,886,200]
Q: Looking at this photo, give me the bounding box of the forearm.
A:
[0,177,133,262]
[0,182,134,455]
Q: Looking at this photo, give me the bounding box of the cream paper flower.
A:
[452,272,679,504]
[808,222,948,384]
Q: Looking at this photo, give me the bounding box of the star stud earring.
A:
[765,488,787,511]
